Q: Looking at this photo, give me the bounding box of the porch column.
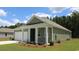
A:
[22,29,24,42]
[52,27,54,42]
[46,27,48,45]
[35,28,38,44]
[28,28,30,42]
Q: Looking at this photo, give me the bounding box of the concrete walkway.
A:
[0,41,18,45]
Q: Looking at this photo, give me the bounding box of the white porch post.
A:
[35,28,38,44]
[22,29,24,42]
[52,27,54,42]
[46,27,48,45]
[28,28,30,42]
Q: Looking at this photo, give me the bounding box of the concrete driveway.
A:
[0,41,19,45]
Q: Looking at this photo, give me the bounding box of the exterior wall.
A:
[15,27,47,44]
[38,28,46,44]
[15,22,71,44]
[23,29,29,42]
[53,27,71,42]
[14,29,29,42]
[48,28,52,43]
[15,23,50,43]
[0,33,13,38]
[15,31,23,41]
[0,33,6,38]
[6,33,14,38]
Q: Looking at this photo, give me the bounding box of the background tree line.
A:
[0,23,25,29]
[51,11,79,38]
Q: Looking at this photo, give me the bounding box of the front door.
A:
[30,28,35,43]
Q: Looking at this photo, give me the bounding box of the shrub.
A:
[57,40,61,43]
[38,42,44,45]
[49,42,54,46]
[9,37,14,40]
[66,38,70,41]
[12,38,14,40]
[33,42,36,45]
[27,42,30,44]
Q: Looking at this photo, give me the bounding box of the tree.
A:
[52,11,79,38]
[8,22,25,29]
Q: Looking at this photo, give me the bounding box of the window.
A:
[5,33,7,36]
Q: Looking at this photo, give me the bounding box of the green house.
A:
[14,15,71,45]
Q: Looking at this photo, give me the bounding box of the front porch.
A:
[28,27,54,45]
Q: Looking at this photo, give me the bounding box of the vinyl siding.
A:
[53,27,71,42]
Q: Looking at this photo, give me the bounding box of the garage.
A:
[15,30,28,42]
[15,30,23,41]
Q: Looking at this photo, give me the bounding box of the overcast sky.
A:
[0,7,79,26]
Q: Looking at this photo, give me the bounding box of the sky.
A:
[0,7,79,26]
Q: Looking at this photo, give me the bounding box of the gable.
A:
[27,16,44,25]
[26,15,71,32]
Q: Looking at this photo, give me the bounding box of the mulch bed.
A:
[18,41,63,48]
[19,43,50,48]
[26,44,48,48]
[18,43,62,48]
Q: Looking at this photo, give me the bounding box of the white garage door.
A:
[15,31,22,41]
[15,31,28,42]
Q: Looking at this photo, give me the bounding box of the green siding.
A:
[38,28,46,44]
[53,27,71,42]
[48,28,52,43]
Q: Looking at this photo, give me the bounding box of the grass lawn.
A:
[0,38,10,41]
[0,38,79,51]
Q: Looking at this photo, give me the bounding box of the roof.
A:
[0,28,14,33]
[26,15,71,32]
[15,15,71,32]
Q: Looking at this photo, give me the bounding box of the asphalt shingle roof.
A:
[15,15,71,32]
[0,28,14,33]
[30,15,71,32]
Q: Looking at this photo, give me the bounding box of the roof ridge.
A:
[35,16,71,32]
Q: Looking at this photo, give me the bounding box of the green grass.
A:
[0,38,10,41]
[0,38,79,51]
